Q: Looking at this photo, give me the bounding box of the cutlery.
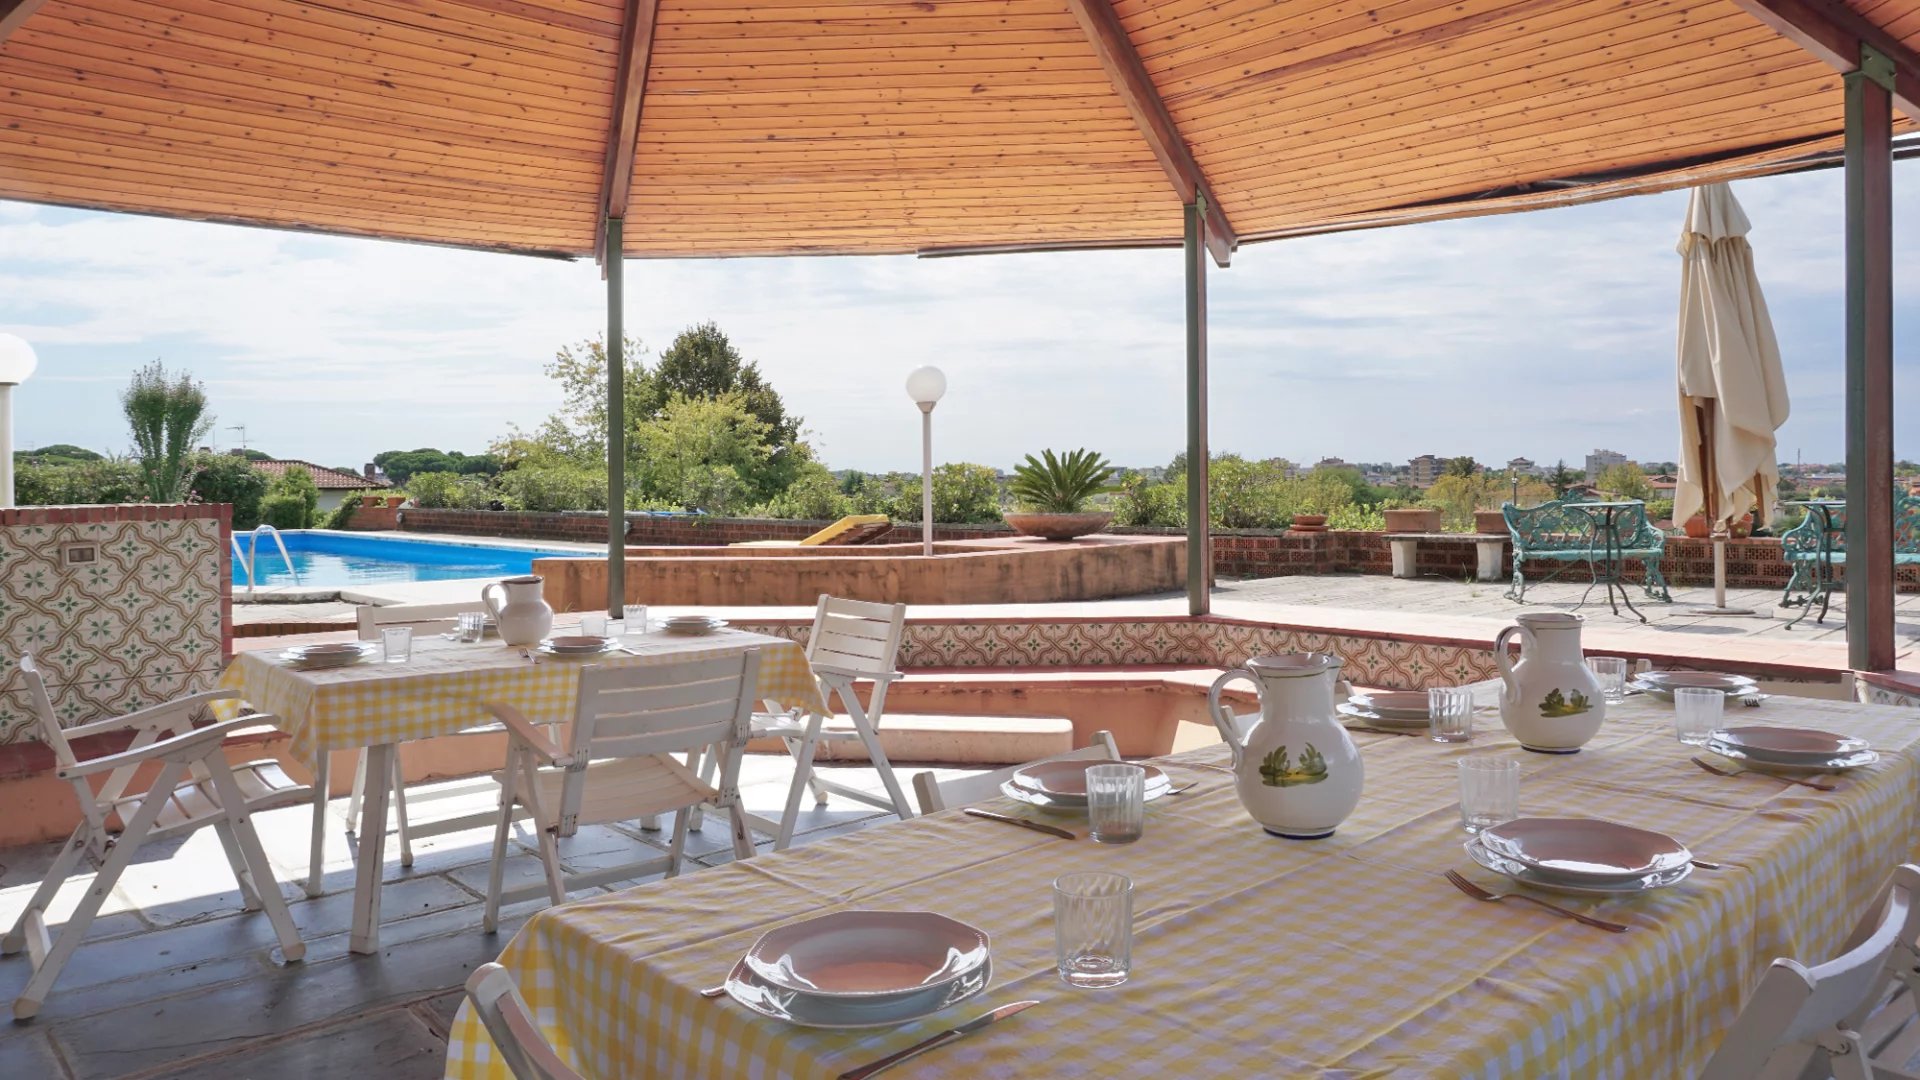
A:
[1690,859,1725,871]
[837,1000,1040,1080]
[962,808,1076,840]
[1344,724,1423,737]
[1690,756,1836,792]
[1164,782,1199,796]
[1151,759,1234,774]
[700,985,727,999]
[1442,869,1629,933]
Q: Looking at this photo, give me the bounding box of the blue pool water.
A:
[232,531,584,588]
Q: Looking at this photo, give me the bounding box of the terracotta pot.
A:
[1684,514,1751,539]
[1002,511,1112,541]
[1473,510,1509,535]
[1684,514,1710,539]
[1382,508,1442,534]
[1290,514,1328,534]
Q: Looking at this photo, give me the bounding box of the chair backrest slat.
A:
[16,655,77,772]
[912,732,1122,813]
[567,653,758,763]
[356,601,487,640]
[464,964,585,1080]
[806,595,905,681]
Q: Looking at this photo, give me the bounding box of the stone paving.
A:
[0,755,979,1079]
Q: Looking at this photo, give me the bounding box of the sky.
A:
[2,163,1918,475]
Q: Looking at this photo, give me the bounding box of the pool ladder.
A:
[232,524,300,595]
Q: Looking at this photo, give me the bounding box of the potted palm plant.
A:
[1004,448,1118,540]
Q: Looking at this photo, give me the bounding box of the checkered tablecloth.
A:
[443,692,1920,1079]
[217,628,823,765]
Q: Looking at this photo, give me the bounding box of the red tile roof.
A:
[252,459,389,490]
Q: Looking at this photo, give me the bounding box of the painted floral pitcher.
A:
[481,575,553,647]
[1494,611,1606,753]
[1207,653,1363,839]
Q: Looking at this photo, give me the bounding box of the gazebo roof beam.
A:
[594,0,661,265]
[0,0,49,44]
[1063,0,1234,267]
[1731,0,1920,119]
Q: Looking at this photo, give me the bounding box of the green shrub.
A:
[1112,476,1185,527]
[889,463,1003,524]
[259,493,308,530]
[763,464,853,520]
[15,457,145,506]
[188,454,269,528]
[495,465,606,513]
[406,470,492,510]
[262,466,319,528]
[1326,504,1386,531]
[1009,449,1117,513]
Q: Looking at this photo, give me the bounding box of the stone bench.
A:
[1384,532,1507,583]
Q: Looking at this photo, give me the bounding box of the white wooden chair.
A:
[463,963,586,1080]
[1701,863,1920,1080]
[303,601,498,895]
[481,652,760,932]
[2,654,308,1019]
[742,595,913,849]
[911,731,1122,814]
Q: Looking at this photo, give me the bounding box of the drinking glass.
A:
[381,626,412,664]
[623,604,649,633]
[1086,764,1146,845]
[579,613,608,638]
[1428,686,1473,743]
[455,611,485,643]
[1054,872,1132,988]
[1674,687,1724,746]
[1588,656,1628,703]
[1458,757,1519,833]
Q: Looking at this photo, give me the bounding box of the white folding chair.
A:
[2,654,308,1019]
[464,963,586,1080]
[1701,864,1920,1080]
[302,601,499,895]
[745,595,913,849]
[481,651,760,932]
[911,731,1122,814]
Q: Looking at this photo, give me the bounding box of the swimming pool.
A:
[232,531,587,588]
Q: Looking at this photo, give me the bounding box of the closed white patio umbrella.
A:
[1674,182,1791,615]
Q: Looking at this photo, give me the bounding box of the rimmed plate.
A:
[279,642,377,668]
[1336,702,1429,730]
[722,956,991,1030]
[1000,774,1176,812]
[1351,691,1429,720]
[1476,817,1692,884]
[742,911,988,1001]
[542,635,616,655]
[1465,838,1691,896]
[1703,738,1878,775]
[1007,759,1167,802]
[1629,671,1757,702]
[1709,725,1869,764]
[662,617,729,636]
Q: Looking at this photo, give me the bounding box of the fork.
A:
[1443,869,1629,932]
[1691,756,1836,792]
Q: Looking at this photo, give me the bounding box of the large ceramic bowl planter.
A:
[1383,508,1442,533]
[1289,514,1328,533]
[1003,511,1112,541]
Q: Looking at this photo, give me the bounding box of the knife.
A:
[962,808,1076,840]
[837,1000,1040,1080]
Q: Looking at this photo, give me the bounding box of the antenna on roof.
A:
[227,425,248,452]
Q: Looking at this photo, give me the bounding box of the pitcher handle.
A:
[481,582,505,624]
[1206,668,1258,768]
[1492,624,1528,704]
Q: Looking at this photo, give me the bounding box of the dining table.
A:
[216,624,824,954]
[442,688,1920,1077]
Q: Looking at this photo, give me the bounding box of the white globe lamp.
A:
[0,335,38,509]
[904,366,947,555]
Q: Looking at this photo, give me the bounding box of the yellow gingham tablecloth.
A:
[444,692,1920,1079]
[217,628,823,765]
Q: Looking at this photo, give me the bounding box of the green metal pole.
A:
[1184,198,1210,616]
[1843,49,1896,672]
[606,217,627,618]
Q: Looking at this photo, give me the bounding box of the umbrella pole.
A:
[1680,399,1761,616]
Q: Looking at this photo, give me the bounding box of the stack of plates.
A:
[1627,671,1758,701]
[1465,817,1693,895]
[279,642,377,669]
[537,635,618,657]
[1704,725,1878,773]
[1338,691,1430,729]
[661,615,728,636]
[1000,759,1172,810]
[724,911,991,1028]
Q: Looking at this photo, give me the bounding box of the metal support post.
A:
[1184,197,1211,616]
[606,217,627,617]
[1844,48,1896,672]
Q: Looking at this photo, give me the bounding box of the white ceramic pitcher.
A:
[1206,654,1363,839]
[1494,611,1606,753]
[482,575,553,647]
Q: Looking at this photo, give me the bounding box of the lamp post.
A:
[0,335,38,509]
[905,366,946,557]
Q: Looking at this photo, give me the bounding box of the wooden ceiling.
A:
[0,0,1913,260]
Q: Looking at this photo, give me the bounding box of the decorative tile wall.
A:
[0,505,231,745]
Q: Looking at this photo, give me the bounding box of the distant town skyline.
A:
[3,161,1917,475]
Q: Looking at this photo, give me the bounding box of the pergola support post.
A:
[1843,47,1896,672]
[605,216,627,617]
[1184,198,1211,616]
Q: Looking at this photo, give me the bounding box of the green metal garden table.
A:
[1566,500,1647,622]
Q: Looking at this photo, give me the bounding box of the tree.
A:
[18,444,103,464]
[188,453,270,529]
[122,361,212,502]
[260,466,319,529]
[515,335,655,464]
[630,394,776,512]
[1442,456,1479,478]
[373,447,503,484]
[653,323,800,446]
[1546,459,1580,495]
[1595,462,1652,501]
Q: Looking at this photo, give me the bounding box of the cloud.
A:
[3,164,1918,471]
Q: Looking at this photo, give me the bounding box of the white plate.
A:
[1007,759,1167,801]
[1635,671,1758,692]
[743,911,988,1000]
[279,642,377,668]
[662,618,729,636]
[541,635,616,655]
[1336,702,1429,730]
[1465,838,1692,896]
[723,956,991,1029]
[1000,773,1175,812]
[1628,680,1762,704]
[1704,740,1879,775]
[1351,691,1430,720]
[1709,725,1870,764]
[1477,817,1691,884]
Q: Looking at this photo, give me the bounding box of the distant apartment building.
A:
[1585,449,1629,479]
[1408,454,1443,486]
[1313,456,1350,472]
[1506,457,1538,476]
